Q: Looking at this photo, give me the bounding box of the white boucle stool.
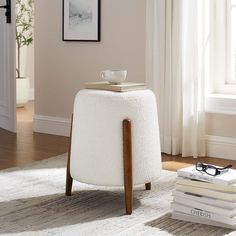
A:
[66,89,162,214]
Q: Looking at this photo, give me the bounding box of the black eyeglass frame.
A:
[195,162,232,176]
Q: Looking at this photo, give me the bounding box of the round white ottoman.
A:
[66,89,162,214]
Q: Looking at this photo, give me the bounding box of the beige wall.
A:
[34,0,146,118]
[206,113,236,138]
[34,0,236,139]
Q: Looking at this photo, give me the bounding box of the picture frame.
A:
[63,0,100,41]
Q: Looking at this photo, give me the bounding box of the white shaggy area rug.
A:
[0,154,235,236]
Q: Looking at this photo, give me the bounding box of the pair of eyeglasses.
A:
[196,162,232,176]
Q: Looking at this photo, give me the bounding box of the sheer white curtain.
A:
[146,0,207,157]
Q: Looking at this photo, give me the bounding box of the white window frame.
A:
[211,0,236,94]
[206,0,236,114]
[226,0,236,84]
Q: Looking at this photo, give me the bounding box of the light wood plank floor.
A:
[0,102,70,170]
[162,154,236,171]
[0,102,235,171]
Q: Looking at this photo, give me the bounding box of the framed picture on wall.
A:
[63,0,100,41]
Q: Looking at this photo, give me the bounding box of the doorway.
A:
[15,0,34,128]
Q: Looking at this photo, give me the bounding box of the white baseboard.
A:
[33,115,71,137]
[29,88,34,101]
[205,135,236,160]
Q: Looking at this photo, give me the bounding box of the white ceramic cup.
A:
[100,70,127,84]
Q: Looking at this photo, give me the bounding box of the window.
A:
[227,0,236,83]
[206,0,236,114]
[210,0,236,94]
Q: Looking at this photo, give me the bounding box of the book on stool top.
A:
[84,82,147,92]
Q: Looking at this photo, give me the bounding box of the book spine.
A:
[175,184,236,202]
[172,190,236,210]
[176,178,236,193]
[171,203,236,225]
[171,212,236,230]
[177,171,228,186]
[173,197,235,217]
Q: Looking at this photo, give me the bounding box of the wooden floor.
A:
[0,102,70,170]
[162,154,236,171]
[0,102,235,171]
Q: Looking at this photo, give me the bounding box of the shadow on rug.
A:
[0,190,142,234]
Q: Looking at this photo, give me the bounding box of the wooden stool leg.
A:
[145,182,151,190]
[123,119,133,215]
[66,114,74,196]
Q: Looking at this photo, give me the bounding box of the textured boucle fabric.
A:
[70,89,162,186]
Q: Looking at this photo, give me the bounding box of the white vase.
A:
[16,77,30,107]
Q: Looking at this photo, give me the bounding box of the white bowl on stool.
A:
[100,70,127,84]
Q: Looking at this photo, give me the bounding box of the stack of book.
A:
[171,165,236,229]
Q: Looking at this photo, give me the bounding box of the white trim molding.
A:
[205,135,236,160]
[33,115,71,137]
[206,94,236,115]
